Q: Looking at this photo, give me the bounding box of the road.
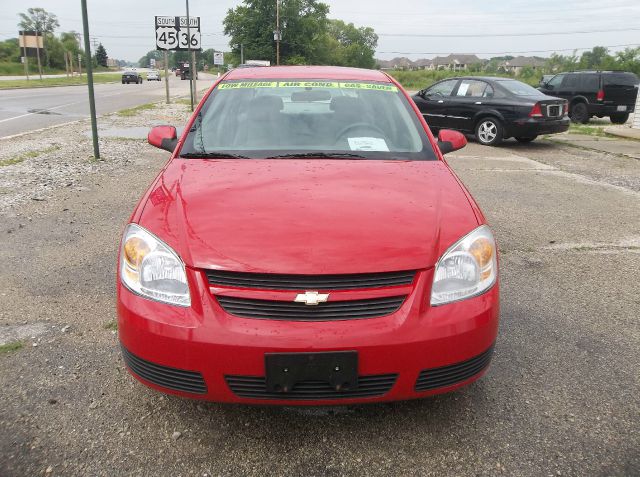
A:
[0,104,639,475]
[0,74,215,138]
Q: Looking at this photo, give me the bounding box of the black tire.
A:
[475,117,504,146]
[515,136,538,143]
[610,113,629,124]
[570,102,589,124]
[121,80,125,84]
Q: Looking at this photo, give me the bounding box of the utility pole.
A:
[81,0,100,160]
[186,0,194,111]
[276,0,280,66]
[240,43,244,65]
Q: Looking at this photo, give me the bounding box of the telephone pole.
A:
[186,0,194,111]
[275,0,280,66]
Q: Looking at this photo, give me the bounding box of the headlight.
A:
[120,224,190,307]
[431,225,497,306]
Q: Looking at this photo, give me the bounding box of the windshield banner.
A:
[218,81,398,92]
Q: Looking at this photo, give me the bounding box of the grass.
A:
[117,102,156,117]
[0,73,124,90]
[104,320,118,331]
[0,341,24,354]
[0,145,60,167]
[387,69,540,90]
[174,98,193,106]
[568,123,609,137]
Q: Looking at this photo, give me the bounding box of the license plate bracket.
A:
[265,351,358,393]
[617,105,627,112]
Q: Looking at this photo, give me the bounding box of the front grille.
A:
[415,345,494,391]
[216,295,406,321]
[121,346,207,394]
[226,374,397,400]
[206,269,416,290]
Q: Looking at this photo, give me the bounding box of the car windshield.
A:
[498,79,546,97]
[179,79,436,160]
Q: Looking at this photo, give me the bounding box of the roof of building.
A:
[502,56,547,68]
[433,54,481,65]
[225,65,390,82]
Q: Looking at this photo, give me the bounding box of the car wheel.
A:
[121,80,125,84]
[475,118,503,146]
[570,102,589,124]
[610,113,629,124]
[515,136,537,143]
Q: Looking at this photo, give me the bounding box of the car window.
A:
[580,74,599,91]
[547,74,564,88]
[180,80,437,161]
[496,80,546,97]
[426,79,458,97]
[456,80,493,98]
[562,74,580,89]
[603,72,640,86]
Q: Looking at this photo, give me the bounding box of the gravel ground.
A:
[0,113,639,476]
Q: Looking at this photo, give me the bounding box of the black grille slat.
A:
[226,374,397,400]
[216,296,405,321]
[206,270,416,290]
[121,346,207,394]
[415,346,494,391]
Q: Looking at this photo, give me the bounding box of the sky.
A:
[1,0,639,62]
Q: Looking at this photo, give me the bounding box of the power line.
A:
[377,43,639,56]
[377,27,640,38]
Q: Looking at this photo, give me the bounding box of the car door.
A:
[539,74,565,98]
[413,79,459,130]
[446,79,495,132]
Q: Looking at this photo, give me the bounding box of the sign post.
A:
[155,14,201,111]
[164,50,170,104]
[81,0,100,160]
[19,31,45,80]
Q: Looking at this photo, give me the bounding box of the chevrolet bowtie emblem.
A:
[294,291,329,305]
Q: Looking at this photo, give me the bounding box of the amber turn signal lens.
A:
[123,237,150,269]
[469,237,493,268]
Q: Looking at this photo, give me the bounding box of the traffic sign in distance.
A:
[155,16,201,51]
[213,51,224,66]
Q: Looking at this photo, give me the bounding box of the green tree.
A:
[324,20,378,68]
[223,0,330,65]
[578,46,611,70]
[95,43,108,67]
[18,8,60,67]
[0,39,20,63]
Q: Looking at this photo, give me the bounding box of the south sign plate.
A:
[155,16,201,51]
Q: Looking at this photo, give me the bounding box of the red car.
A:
[118,66,499,405]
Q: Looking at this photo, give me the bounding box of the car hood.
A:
[137,159,480,274]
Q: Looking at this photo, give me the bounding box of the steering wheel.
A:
[334,122,386,144]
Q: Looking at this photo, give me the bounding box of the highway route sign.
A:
[155,16,201,51]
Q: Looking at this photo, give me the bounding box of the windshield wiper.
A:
[180,152,250,159]
[265,152,367,159]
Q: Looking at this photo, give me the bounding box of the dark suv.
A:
[538,71,639,124]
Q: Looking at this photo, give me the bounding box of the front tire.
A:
[610,113,629,124]
[570,102,589,124]
[515,136,537,143]
[475,118,503,146]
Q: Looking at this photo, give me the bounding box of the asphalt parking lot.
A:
[0,107,639,476]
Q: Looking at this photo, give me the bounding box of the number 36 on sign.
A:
[155,16,201,51]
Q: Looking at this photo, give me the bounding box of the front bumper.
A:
[117,268,500,405]
[506,116,570,138]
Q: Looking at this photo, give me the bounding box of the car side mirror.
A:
[148,125,177,152]
[437,130,467,154]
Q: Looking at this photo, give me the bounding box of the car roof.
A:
[224,65,392,82]
[433,76,522,82]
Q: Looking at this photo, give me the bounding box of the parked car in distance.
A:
[413,76,569,145]
[538,71,639,124]
[118,66,499,405]
[147,70,161,81]
[122,71,143,84]
[175,68,181,77]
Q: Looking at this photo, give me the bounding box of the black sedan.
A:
[413,77,569,145]
[121,71,143,85]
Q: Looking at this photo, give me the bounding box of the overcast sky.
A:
[1,0,639,62]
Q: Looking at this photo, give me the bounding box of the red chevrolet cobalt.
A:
[118,66,499,404]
